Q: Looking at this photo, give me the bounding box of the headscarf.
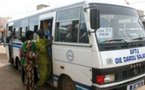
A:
[37,29,44,36]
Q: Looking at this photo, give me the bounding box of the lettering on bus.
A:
[115,48,145,64]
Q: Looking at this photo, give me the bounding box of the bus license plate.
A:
[127,80,144,90]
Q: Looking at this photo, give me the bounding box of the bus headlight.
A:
[105,74,115,83]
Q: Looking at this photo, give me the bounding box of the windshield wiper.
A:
[100,39,128,44]
[132,37,145,40]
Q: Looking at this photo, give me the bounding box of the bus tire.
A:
[9,58,14,65]
[57,74,76,90]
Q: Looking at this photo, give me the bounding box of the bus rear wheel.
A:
[58,75,76,90]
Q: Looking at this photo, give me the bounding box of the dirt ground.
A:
[0,45,24,90]
[0,45,54,90]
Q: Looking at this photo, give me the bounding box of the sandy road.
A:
[0,45,54,90]
[0,45,25,90]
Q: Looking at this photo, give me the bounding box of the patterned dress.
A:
[21,40,36,90]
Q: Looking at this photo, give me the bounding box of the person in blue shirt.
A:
[42,21,51,40]
[42,21,52,58]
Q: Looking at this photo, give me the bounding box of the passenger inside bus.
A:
[41,20,52,59]
[65,21,78,42]
[42,20,51,40]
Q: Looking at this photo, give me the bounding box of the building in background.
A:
[37,4,49,10]
[0,17,10,43]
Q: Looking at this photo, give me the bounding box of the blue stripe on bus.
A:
[12,45,21,48]
[12,43,22,45]
[75,82,92,90]
[53,75,92,90]
[12,43,22,48]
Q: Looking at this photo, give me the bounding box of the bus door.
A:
[39,12,55,81]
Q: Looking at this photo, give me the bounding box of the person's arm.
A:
[21,42,26,56]
[46,37,53,48]
[36,39,47,53]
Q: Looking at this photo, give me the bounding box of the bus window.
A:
[14,28,20,40]
[55,7,80,43]
[40,19,53,40]
[55,7,89,43]
[26,27,29,31]
[21,27,27,38]
[6,26,14,43]
[7,26,13,37]
[19,27,25,42]
[34,25,38,41]
[55,20,78,42]
[34,25,38,33]
[79,8,88,43]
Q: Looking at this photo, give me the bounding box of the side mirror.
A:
[142,20,145,28]
[90,9,100,30]
[138,15,145,29]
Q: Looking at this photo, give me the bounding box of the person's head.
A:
[37,29,45,38]
[25,30,34,40]
[42,21,48,30]
[67,25,73,32]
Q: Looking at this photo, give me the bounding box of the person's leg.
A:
[36,64,48,87]
[24,64,35,90]
[34,67,39,84]
[8,46,12,63]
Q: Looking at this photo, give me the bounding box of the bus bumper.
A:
[92,77,145,90]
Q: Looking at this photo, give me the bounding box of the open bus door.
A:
[39,12,54,84]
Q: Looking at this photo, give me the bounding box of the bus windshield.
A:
[90,4,145,49]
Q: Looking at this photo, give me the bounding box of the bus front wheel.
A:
[57,75,76,90]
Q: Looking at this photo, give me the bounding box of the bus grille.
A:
[116,64,145,81]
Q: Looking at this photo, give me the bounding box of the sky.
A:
[0,0,145,18]
[0,0,79,18]
[128,0,145,11]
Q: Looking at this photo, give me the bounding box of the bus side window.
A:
[20,27,27,42]
[14,28,21,40]
[67,20,78,42]
[55,7,81,43]
[55,22,60,41]
[79,23,88,43]
[6,26,13,43]
[55,20,79,43]
[34,25,38,41]
[55,21,68,42]
[19,27,25,42]
[79,9,89,43]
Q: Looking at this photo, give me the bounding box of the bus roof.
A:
[8,0,130,23]
[85,0,128,6]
